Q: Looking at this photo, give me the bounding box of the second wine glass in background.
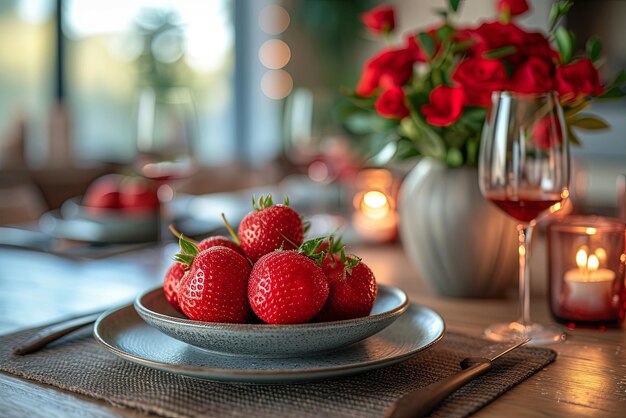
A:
[135,86,197,243]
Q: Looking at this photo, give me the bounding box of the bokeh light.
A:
[261,69,293,100]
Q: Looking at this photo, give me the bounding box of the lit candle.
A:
[564,247,615,315]
[353,190,398,242]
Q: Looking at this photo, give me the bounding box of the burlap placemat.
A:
[0,323,555,418]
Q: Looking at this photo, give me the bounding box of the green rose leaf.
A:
[569,115,610,130]
[418,32,437,60]
[436,24,455,41]
[483,46,517,59]
[555,27,574,64]
[400,118,446,161]
[448,0,461,12]
[598,86,626,100]
[446,148,463,167]
[566,126,582,146]
[586,35,602,63]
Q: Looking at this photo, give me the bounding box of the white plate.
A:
[134,285,409,357]
[94,301,445,384]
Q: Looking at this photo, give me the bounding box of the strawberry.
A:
[248,238,329,324]
[164,235,244,312]
[316,238,378,321]
[163,262,187,312]
[175,235,252,323]
[197,235,245,256]
[235,195,304,262]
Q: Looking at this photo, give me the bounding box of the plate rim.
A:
[134,284,409,332]
[94,301,446,380]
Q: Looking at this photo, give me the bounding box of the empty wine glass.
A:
[135,86,196,243]
[479,91,569,344]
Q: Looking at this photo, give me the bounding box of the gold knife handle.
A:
[385,359,492,418]
[13,312,103,355]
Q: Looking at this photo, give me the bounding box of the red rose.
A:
[421,85,465,127]
[497,0,530,17]
[356,44,417,96]
[375,86,410,119]
[532,115,563,149]
[556,59,604,103]
[469,21,527,61]
[523,32,558,63]
[452,57,509,106]
[361,5,395,34]
[511,57,555,94]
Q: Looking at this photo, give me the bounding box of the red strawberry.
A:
[248,238,329,324]
[175,236,252,323]
[163,262,186,312]
[316,238,378,321]
[236,195,304,262]
[197,235,245,256]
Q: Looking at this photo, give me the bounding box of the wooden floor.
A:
[1,244,624,417]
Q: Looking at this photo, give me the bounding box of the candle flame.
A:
[576,248,588,269]
[587,254,599,272]
[575,247,602,273]
[361,191,390,219]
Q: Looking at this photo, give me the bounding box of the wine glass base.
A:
[484,321,566,345]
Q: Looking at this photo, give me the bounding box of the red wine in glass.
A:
[486,192,563,223]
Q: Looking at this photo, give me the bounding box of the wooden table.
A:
[1,244,624,417]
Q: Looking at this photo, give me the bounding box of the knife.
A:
[384,338,531,418]
[11,303,133,355]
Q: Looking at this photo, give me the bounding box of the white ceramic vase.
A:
[398,158,518,298]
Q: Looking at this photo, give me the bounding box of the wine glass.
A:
[135,86,196,243]
[479,91,569,344]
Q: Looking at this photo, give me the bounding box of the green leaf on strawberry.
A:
[298,237,326,265]
[174,234,200,267]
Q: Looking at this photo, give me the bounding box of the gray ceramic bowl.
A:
[134,285,409,358]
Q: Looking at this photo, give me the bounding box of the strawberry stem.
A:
[221,213,240,245]
[168,224,199,246]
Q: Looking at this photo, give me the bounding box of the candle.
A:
[351,169,399,243]
[563,247,615,315]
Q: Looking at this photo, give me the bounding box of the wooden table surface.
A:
[1,243,624,417]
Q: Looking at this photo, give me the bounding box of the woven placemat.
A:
[0,323,555,418]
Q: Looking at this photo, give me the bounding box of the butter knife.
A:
[384,338,531,418]
[13,309,116,355]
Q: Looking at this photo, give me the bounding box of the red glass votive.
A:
[547,216,626,326]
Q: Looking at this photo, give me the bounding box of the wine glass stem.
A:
[157,183,175,243]
[517,223,532,327]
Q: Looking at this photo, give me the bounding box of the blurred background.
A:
[0,0,624,230]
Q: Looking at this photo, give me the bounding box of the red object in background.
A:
[83,174,124,211]
[83,174,159,214]
[119,176,159,213]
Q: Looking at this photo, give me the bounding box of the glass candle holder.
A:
[548,216,626,326]
[351,168,399,243]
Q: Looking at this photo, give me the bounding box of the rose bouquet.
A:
[344,0,625,166]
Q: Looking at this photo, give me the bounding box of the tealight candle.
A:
[351,169,399,243]
[563,248,615,315]
[548,216,626,326]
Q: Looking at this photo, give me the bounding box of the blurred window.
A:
[0,0,241,167]
[64,0,235,165]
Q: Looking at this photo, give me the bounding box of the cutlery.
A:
[13,309,114,355]
[384,338,531,418]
